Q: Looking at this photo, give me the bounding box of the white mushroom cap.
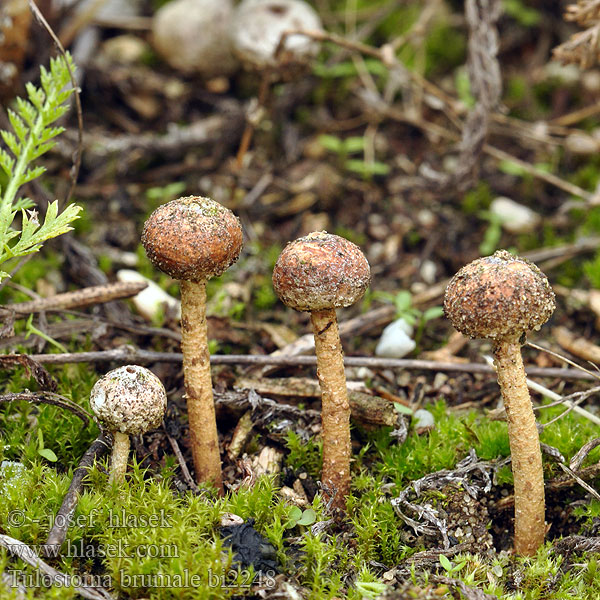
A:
[230,0,322,69]
[90,366,167,435]
[152,0,239,76]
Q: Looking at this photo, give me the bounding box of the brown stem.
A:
[310,308,351,510]
[493,338,545,555]
[180,279,223,493]
[109,431,130,484]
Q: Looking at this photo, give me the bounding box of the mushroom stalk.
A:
[180,279,223,493]
[493,338,545,556]
[311,308,351,505]
[272,231,370,510]
[109,432,130,485]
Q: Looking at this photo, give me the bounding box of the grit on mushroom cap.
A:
[90,366,167,435]
[444,250,556,340]
[142,196,243,282]
[273,231,371,312]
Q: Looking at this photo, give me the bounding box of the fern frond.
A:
[0,52,81,280]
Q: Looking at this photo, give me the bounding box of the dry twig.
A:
[44,435,111,553]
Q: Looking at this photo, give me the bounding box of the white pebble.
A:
[489,197,541,233]
[375,318,416,358]
[117,269,181,321]
[565,132,598,156]
[412,409,435,430]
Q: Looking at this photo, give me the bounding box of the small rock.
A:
[117,269,180,321]
[375,318,416,358]
[412,409,435,432]
[489,196,541,233]
[102,35,148,64]
[420,260,437,285]
[565,132,599,156]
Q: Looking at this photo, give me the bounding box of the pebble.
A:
[565,132,599,155]
[489,197,541,233]
[375,318,416,358]
[412,409,435,431]
[117,269,181,321]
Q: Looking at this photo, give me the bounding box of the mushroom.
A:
[229,0,323,167]
[230,0,322,72]
[444,250,555,555]
[272,231,370,509]
[142,196,243,492]
[152,0,239,76]
[90,365,167,484]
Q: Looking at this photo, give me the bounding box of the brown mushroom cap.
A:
[444,250,555,340]
[142,196,243,282]
[90,365,167,435]
[272,231,371,312]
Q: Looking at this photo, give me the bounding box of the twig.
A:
[483,355,600,425]
[84,115,238,158]
[482,143,596,203]
[1,571,27,599]
[1,281,147,316]
[557,461,600,501]
[0,534,114,600]
[570,438,600,471]
[44,435,111,553]
[20,345,599,380]
[528,337,600,380]
[492,461,600,511]
[164,428,200,493]
[0,392,91,424]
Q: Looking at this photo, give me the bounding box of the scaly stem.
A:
[180,279,223,493]
[493,338,545,556]
[109,431,130,484]
[311,308,351,510]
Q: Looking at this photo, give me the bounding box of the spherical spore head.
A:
[444,250,555,341]
[142,196,243,282]
[90,365,167,435]
[272,231,371,312]
[152,0,238,76]
[230,0,322,70]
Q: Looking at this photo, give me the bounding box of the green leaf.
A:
[344,137,366,154]
[422,306,444,322]
[439,554,453,572]
[345,159,390,176]
[38,448,58,462]
[296,508,317,526]
[288,506,302,522]
[318,134,344,153]
[394,402,413,416]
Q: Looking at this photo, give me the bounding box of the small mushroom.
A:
[444,250,555,555]
[142,196,243,492]
[152,0,239,76]
[230,0,322,72]
[273,231,370,509]
[229,0,323,166]
[90,365,167,483]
